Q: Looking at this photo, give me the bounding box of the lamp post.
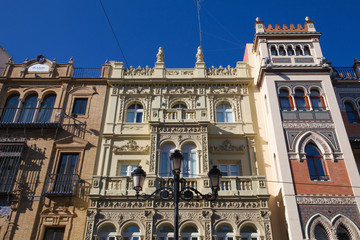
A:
[131,150,222,240]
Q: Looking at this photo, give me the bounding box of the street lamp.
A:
[131,150,222,240]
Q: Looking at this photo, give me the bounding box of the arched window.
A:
[216,225,234,240]
[310,90,325,111]
[19,94,38,123]
[279,89,293,110]
[38,94,56,123]
[181,225,199,240]
[336,225,351,240]
[304,46,311,56]
[314,224,329,240]
[294,89,308,110]
[305,144,327,181]
[270,46,278,56]
[216,103,234,123]
[98,223,116,240]
[240,225,259,240]
[126,104,143,123]
[344,102,359,123]
[122,225,141,240]
[172,102,187,119]
[1,94,20,123]
[160,144,176,177]
[172,103,187,109]
[287,46,294,56]
[157,225,174,240]
[295,46,303,56]
[278,46,286,56]
[181,144,197,177]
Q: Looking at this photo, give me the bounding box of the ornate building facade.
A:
[86,47,272,240]
[245,18,360,239]
[0,56,109,239]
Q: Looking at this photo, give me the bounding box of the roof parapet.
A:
[255,17,316,33]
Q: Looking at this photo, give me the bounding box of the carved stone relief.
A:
[209,140,245,153]
[113,140,150,154]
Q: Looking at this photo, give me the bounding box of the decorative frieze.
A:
[282,122,335,129]
[97,200,145,209]
[112,140,150,154]
[296,196,356,205]
[209,140,245,153]
[158,126,201,133]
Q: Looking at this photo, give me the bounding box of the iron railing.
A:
[310,175,329,181]
[333,67,358,79]
[62,114,87,138]
[73,68,102,78]
[44,173,79,196]
[0,141,25,195]
[0,107,64,128]
[0,108,86,138]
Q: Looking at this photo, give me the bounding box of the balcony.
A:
[281,110,332,121]
[44,173,79,197]
[0,108,87,138]
[91,176,268,197]
[219,176,268,196]
[150,108,208,123]
[0,108,63,128]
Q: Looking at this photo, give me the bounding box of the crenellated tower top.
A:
[255,17,316,33]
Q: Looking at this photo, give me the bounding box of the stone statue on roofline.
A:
[156,47,164,63]
[196,46,204,63]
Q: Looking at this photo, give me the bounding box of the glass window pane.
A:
[296,98,306,110]
[226,112,233,122]
[126,112,135,122]
[1,95,19,122]
[311,99,323,110]
[190,153,197,176]
[19,94,38,123]
[217,112,224,122]
[161,153,169,177]
[280,98,291,110]
[230,165,239,176]
[136,112,143,123]
[120,165,128,176]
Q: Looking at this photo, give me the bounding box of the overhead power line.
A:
[98,0,130,68]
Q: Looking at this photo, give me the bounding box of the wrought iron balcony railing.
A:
[0,107,64,128]
[310,174,329,181]
[44,173,79,196]
[0,108,87,138]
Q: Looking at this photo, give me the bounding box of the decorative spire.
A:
[156,47,164,63]
[256,17,260,22]
[196,46,204,63]
[305,16,310,21]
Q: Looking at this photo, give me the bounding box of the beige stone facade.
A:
[0,56,109,239]
[86,48,272,240]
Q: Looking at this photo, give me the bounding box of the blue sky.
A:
[1,0,359,68]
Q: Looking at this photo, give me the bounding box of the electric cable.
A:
[98,0,130,69]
